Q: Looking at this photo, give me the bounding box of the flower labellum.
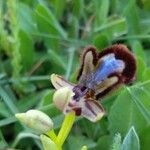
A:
[51,44,136,122]
[15,109,53,134]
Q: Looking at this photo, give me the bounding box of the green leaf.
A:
[109,80,150,138]
[0,86,18,114]
[73,0,84,19]
[0,130,8,148]
[108,86,147,136]
[12,132,40,148]
[17,3,37,34]
[39,90,60,117]
[126,82,150,124]
[111,133,122,150]
[132,41,145,60]
[68,17,79,38]
[94,16,127,40]
[121,126,140,150]
[136,57,146,81]
[0,117,17,127]
[123,0,141,35]
[141,0,150,11]
[48,49,66,70]
[94,0,109,26]
[78,118,104,140]
[110,0,119,14]
[53,114,64,130]
[41,90,54,106]
[145,50,150,66]
[96,135,111,150]
[54,0,66,19]
[142,68,150,81]
[66,135,96,150]
[17,93,40,112]
[35,4,66,38]
[140,126,150,150]
[35,4,66,50]
[0,101,11,117]
[19,30,34,71]
[93,34,109,50]
[140,18,150,34]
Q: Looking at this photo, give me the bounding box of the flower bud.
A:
[15,109,53,134]
[53,87,74,111]
[40,134,58,150]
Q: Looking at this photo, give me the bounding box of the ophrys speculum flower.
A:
[51,44,136,122]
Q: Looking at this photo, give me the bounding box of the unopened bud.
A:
[40,134,58,150]
[15,109,53,134]
[53,87,74,111]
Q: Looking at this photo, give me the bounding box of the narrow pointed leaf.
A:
[121,127,140,150]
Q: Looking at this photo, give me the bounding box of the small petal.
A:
[77,46,98,86]
[95,76,118,95]
[51,74,75,90]
[95,76,120,99]
[40,134,58,150]
[53,87,74,111]
[64,97,105,122]
[15,110,53,134]
[81,99,105,122]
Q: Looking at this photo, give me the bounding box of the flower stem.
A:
[56,111,76,147]
[46,130,62,150]
[46,129,57,142]
[41,134,58,150]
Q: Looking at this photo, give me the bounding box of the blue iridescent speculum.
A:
[88,53,125,88]
[51,44,136,122]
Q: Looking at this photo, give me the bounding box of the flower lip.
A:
[98,44,136,83]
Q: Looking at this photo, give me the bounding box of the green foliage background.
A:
[0,0,150,149]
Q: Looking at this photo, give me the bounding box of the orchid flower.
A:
[51,44,136,122]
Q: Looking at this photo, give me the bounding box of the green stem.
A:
[56,112,76,147]
[46,130,62,150]
[46,129,57,143]
[41,134,58,150]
